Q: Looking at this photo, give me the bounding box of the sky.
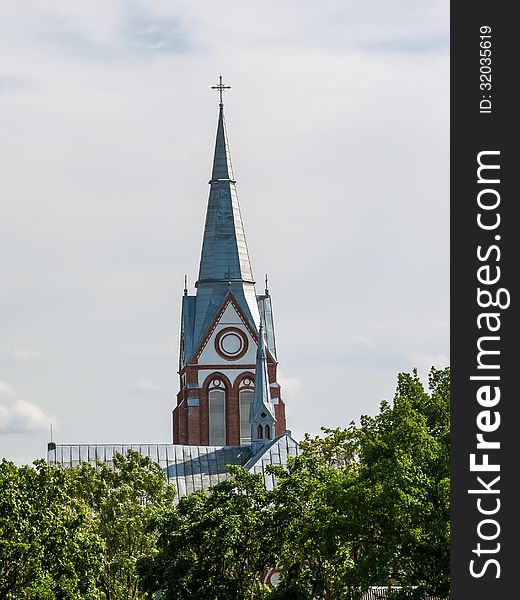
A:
[0,0,449,465]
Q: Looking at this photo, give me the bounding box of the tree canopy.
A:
[0,459,102,600]
[268,367,450,598]
[69,449,176,600]
[1,450,175,600]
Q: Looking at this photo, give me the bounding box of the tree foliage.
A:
[0,459,102,600]
[0,451,175,600]
[348,367,450,595]
[137,465,274,599]
[269,367,450,599]
[69,449,176,600]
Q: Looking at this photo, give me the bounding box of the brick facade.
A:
[172,356,286,445]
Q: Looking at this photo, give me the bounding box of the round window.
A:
[221,333,242,354]
[215,327,249,360]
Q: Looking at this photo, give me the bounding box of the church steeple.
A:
[173,80,286,447]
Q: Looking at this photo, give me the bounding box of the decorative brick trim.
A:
[182,364,257,372]
[233,371,255,390]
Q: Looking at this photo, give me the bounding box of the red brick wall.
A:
[173,359,287,445]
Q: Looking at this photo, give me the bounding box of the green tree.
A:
[270,367,450,599]
[137,465,274,600]
[0,459,103,599]
[69,449,176,600]
[265,429,362,600]
[348,367,450,597]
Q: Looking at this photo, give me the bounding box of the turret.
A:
[250,323,276,453]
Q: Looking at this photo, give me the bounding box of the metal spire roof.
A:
[197,103,253,285]
[210,104,235,183]
[251,323,276,421]
[191,84,260,346]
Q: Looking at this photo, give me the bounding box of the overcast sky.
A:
[1,0,449,465]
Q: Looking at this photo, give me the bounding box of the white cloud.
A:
[135,379,163,393]
[0,382,54,434]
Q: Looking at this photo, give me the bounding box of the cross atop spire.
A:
[211,75,231,107]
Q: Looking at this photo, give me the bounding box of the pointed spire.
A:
[253,323,272,412]
[197,83,252,284]
[210,103,235,182]
[250,322,276,452]
[191,79,260,349]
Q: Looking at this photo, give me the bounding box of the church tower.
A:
[172,78,286,446]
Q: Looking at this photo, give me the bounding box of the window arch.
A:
[239,389,254,444]
[209,389,226,445]
[257,424,263,439]
[265,424,271,440]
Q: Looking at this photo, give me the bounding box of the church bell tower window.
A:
[209,389,226,446]
[239,389,254,444]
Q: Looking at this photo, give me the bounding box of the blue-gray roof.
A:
[181,104,281,364]
[257,293,277,362]
[47,433,299,500]
[245,433,300,490]
[250,324,275,423]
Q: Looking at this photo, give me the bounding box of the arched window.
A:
[239,389,254,444]
[257,424,263,439]
[265,424,271,440]
[209,389,226,445]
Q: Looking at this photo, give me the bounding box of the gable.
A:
[196,296,258,365]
